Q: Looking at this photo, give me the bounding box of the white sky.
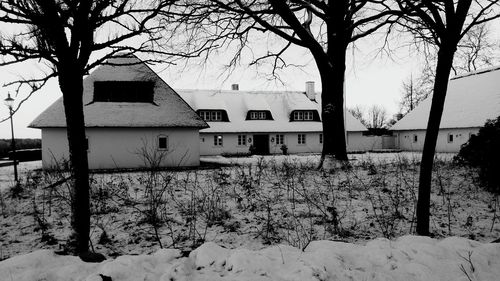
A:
[0,19,496,139]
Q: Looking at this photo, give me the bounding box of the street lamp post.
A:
[4,93,18,184]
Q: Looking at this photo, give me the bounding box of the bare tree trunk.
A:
[318,6,349,168]
[416,45,456,235]
[317,62,348,169]
[59,67,90,254]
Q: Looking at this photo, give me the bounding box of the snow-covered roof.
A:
[178,89,367,133]
[392,67,500,131]
[29,56,208,129]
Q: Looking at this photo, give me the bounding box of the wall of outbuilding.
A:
[41,127,200,169]
[394,128,479,152]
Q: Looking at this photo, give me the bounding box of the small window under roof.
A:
[94,81,154,103]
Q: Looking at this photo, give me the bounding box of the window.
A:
[304,111,314,120]
[210,111,222,121]
[199,110,225,121]
[319,134,323,144]
[214,135,223,146]
[248,111,271,120]
[448,133,454,143]
[298,134,306,144]
[292,110,317,121]
[199,111,210,121]
[94,81,154,103]
[237,135,246,146]
[413,135,418,143]
[158,136,168,150]
[293,111,303,120]
[276,134,284,145]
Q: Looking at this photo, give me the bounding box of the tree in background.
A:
[0,0,209,256]
[348,105,389,129]
[201,0,399,166]
[453,23,499,75]
[399,67,433,115]
[396,0,500,236]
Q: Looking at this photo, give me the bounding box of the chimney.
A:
[305,81,315,100]
[231,84,239,91]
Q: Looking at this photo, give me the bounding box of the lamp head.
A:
[4,93,14,109]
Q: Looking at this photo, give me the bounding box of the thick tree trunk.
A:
[319,63,348,163]
[317,6,349,168]
[416,45,456,236]
[58,67,90,254]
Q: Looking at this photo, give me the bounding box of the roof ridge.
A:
[451,65,500,80]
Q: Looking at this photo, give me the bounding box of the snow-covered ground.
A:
[201,152,456,166]
[1,153,499,281]
[0,160,41,191]
[1,236,499,281]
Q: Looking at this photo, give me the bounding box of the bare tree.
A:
[453,23,499,75]
[349,105,388,129]
[0,0,209,255]
[200,0,399,166]
[397,0,500,236]
[348,105,366,127]
[367,105,388,129]
[400,68,433,115]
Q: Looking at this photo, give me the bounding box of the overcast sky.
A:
[0,20,494,139]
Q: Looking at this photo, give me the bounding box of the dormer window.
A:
[198,110,229,122]
[291,110,320,121]
[246,110,273,120]
[94,81,154,103]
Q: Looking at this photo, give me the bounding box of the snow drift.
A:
[1,235,499,281]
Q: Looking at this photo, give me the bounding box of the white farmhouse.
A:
[30,56,208,169]
[178,83,372,156]
[391,67,500,152]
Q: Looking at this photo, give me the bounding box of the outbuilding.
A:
[391,67,500,152]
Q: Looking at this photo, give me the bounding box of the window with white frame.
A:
[237,135,246,146]
[211,111,222,121]
[298,134,306,144]
[214,135,223,146]
[199,110,224,121]
[293,111,303,120]
[248,111,269,120]
[158,136,168,150]
[319,134,323,144]
[292,110,316,121]
[304,111,314,120]
[276,134,284,145]
[413,134,418,143]
[448,133,454,143]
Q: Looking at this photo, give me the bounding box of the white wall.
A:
[42,127,200,169]
[199,132,377,155]
[200,132,323,155]
[395,128,479,152]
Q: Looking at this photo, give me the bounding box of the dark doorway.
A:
[252,134,269,155]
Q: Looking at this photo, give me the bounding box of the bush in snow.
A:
[456,116,500,194]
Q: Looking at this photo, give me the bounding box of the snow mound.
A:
[1,236,499,281]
